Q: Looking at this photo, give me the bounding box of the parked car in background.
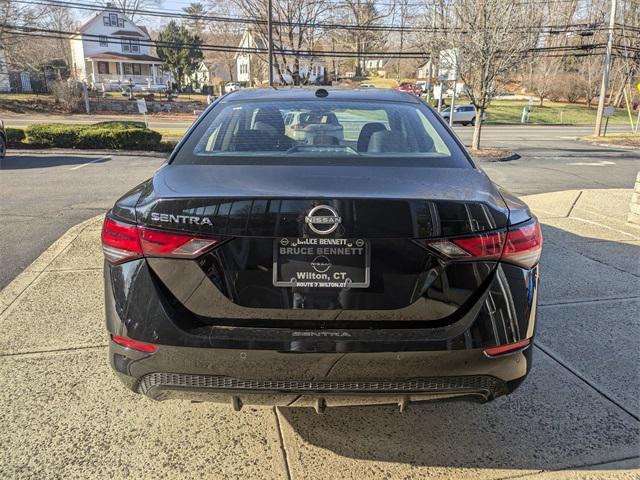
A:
[359,83,376,89]
[224,82,241,93]
[440,104,485,126]
[284,110,345,143]
[397,82,418,95]
[0,120,6,158]
[415,80,429,94]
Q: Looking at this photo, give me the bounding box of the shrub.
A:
[25,124,79,147]
[24,123,162,150]
[5,128,26,146]
[76,126,161,150]
[92,120,147,129]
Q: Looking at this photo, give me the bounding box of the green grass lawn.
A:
[485,100,630,125]
[154,128,186,143]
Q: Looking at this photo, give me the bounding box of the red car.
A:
[397,82,418,95]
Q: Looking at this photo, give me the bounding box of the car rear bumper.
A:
[109,340,532,409]
[105,260,538,408]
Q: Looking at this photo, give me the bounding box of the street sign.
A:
[136,99,147,114]
[136,98,148,127]
[604,105,615,117]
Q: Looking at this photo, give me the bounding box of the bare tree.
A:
[1,0,74,74]
[183,2,208,38]
[231,0,328,85]
[341,0,388,77]
[424,0,541,150]
[205,0,245,84]
[530,1,580,106]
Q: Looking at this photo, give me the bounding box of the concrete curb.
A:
[583,141,639,150]
[0,214,104,316]
[472,151,521,163]
[629,172,640,226]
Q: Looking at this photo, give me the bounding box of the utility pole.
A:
[427,5,436,103]
[594,0,617,137]
[449,67,457,127]
[267,0,274,87]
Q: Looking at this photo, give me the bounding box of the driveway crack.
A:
[534,343,640,422]
[273,407,293,480]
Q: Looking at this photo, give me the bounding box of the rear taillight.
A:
[422,219,542,269]
[102,217,142,264]
[111,334,158,353]
[428,231,505,261]
[483,338,531,357]
[501,221,543,269]
[102,216,222,265]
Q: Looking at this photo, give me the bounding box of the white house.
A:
[183,61,211,92]
[0,48,10,92]
[416,60,433,80]
[70,7,171,90]
[236,29,326,86]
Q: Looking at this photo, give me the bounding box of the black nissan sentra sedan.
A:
[102,88,542,412]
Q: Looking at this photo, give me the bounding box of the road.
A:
[0,124,638,289]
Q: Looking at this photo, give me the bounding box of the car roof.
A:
[221,87,422,104]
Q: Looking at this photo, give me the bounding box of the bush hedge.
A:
[24,122,162,150]
[5,128,26,146]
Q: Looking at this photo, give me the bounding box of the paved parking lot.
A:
[0,126,638,478]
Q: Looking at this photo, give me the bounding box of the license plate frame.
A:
[273,237,370,289]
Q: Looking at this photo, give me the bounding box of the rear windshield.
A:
[173,98,471,167]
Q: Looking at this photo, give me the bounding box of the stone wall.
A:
[89,100,203,114]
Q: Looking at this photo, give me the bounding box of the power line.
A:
[3,24,610,60]
[12,0,614,34]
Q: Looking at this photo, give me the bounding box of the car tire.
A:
[462,122,469,126]
[470,116,476,126]
[0,135,6,159]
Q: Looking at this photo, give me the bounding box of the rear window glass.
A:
[174,98,470,167]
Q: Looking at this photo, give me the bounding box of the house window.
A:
[239,64,248,75]
[122,39,140,53]
[123,63,142,76]
[103,17,109,26]
[109,13,118,26]
[97,62,110,74]
[118,18,125,28]
[99,36,108,46]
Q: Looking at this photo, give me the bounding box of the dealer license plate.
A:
[273,237,370,289]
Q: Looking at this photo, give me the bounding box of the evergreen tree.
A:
[157,21,204,90]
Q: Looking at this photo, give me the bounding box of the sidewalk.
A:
[0,189,638,479]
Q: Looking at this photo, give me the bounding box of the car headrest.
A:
[357,122,387,152]
[253,121,277,136]
[367,130,410,153]
[229,129,278,151]
[254,108,285,136]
